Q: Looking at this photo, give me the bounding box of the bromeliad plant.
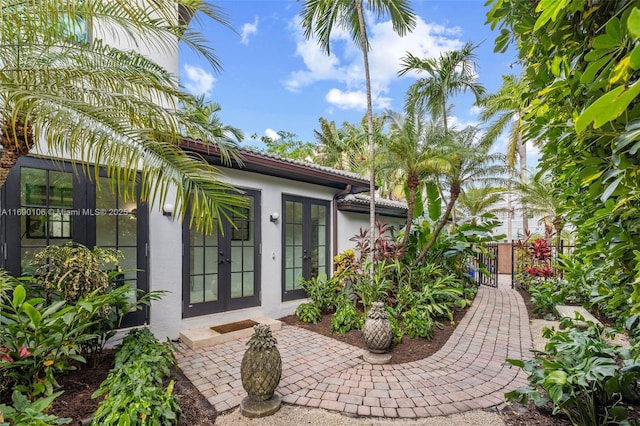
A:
[506,320,640,426]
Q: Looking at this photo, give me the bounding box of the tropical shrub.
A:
[401,307,435,339]
[299,273,340,313]
[295,302,321,324]
[0,391,72,425]
[529,277,590,318]
[330,297,363,335]
[33,244,163,366]
[349,221,402,264]
[352,260,393,313]
[506,321,640,426]
[0,283,131,398]
[34,244,122,304]
[91,328,181,425]
[385,306,403,345]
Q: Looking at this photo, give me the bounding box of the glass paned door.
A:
[282,196,330,301]
[18,168,75,275]
[95,177,147,327]
[2,158,149,327]
[183,190,260,317]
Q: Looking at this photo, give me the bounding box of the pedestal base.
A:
[363,351,392,365]
[240,395,282,418]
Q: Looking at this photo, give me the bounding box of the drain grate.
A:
[210,319,259,334]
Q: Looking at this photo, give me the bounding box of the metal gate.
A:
[475,242,498,288]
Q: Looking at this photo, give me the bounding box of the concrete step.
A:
[179,316,282,349]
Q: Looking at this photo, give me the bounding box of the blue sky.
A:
[179,0,527,158]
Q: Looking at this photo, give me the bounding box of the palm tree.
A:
[300,0,416,274]
[514,172,566,253]
[478,74,531,233]
[398,42,485,134]
[1,0,242,233]
[183,95,244,145]
[313,117,369,174]
[413,126,507,266]
[380,109,447,249]
[456,185,505,227]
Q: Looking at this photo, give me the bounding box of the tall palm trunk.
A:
[0,117,33,186]
[354,1,376,282]
[517,114,528,234]
[413,183,460,266]
[399,172,418,250]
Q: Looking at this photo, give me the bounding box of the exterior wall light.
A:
[163,203,174,217]
[270,212,280,223]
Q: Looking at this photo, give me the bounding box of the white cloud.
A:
[325,88,392,111]
[182,64,216,97]
[284,14,464,113]
[241,17,259,45]
[265,128,280,139]
[469,105,482,116]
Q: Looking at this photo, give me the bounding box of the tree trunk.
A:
[413,184,460,266]
[355,1,376,283]
[0,118,33,187]
[517,125,528,234]
[399,176,418,250]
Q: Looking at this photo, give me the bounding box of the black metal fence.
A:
[474,242,498,288]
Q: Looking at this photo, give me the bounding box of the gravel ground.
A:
[215,405,506,425]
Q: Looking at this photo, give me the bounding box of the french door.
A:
[1,157,149,327]
[282,195,330,301]
[182,189,261,317]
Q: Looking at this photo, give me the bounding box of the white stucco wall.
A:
[156,168,371,339]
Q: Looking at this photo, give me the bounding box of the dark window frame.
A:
[281,195,330,302]
[1,157,149,327]
[182,189,261,318]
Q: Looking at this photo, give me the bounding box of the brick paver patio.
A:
[176,275,532,418]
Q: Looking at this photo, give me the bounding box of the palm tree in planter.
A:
[413,126,508,266]
[0,0,244,233]
[300,0,416,280]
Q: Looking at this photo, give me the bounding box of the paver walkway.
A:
[176,276,533,418]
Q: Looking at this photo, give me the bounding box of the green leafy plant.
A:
[91,328,181,425]
[506,320,640,426]
[0,284,128,398]
[385,306,404,345]
[295,302,321,324]
[352,260,393,313]
[529,277,590,318]
[413,273,463,322]
[0,391,72,425]
[401,307,435,339]
[330,297,363,335]
[299,273,340,313]
[33,244,163,367]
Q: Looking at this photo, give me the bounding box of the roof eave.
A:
[181,139,371,193]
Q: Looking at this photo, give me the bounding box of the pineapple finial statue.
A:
[240,324,282,418]
[363,302,393,364]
